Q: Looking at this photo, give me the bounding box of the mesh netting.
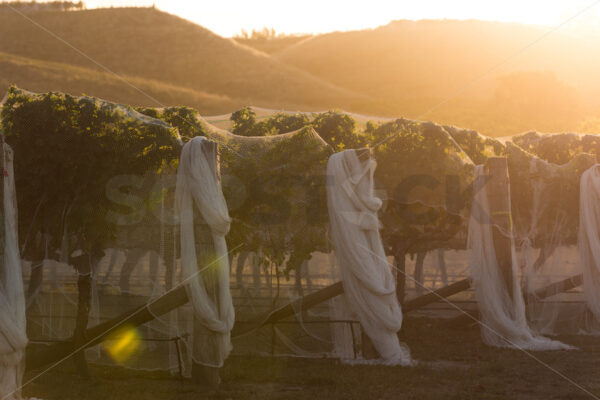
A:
[3,87,600,378]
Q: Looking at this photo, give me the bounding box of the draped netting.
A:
[0,141,27,400]
[7,86,600,375]
[176,136,234,368]
[449,128,600,337]
[1,88,347,371]
[468,165,571,350]
[577,165,600,328]
[507,131,600,335]
[1,87,188,374]
[326,150,412,365]
[191,117,346,359]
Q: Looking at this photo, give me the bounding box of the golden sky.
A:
[65,0,600,36]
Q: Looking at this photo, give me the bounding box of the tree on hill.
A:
[233,28,312,55]
[0,1,84,12]
[236,27,278,40]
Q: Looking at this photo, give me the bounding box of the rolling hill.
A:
[0,51,240,114]
[276,19,600,105]
[0,7,364,110]
[1,7,600,136]
[273,19,600,135]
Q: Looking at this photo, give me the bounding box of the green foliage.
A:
[511,131,600,165]
[0,87,180,260]
[137,106,207,141]
[230,107,310,137]
[230,107,258,136]
[3,87,596,274]
[223,108,365,269]
[311,111,365,151]
[505,142,595,247]
[229,107,365,151]
[371,119,474,253]
[443,125,505,164]
[225,110,483,256]
[220,127,332,275]
[139,105,334,275]
[507,133,600,247]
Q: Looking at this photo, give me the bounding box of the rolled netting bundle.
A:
[0,140,27,400]
[326,149,412,365]
[447,127,600,340]
[175,136,233,370]
[578,164,600,331]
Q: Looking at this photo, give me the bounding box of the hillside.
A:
[277,19,600,103]
[0,7,363,110]
[1,9,600,136]
[0,52,239,114]
[234,34,312,55]
[275,19,600,135]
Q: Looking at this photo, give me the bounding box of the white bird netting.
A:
[176,136,234,369]
[0,141,27,400]
[326,149,412,365]
[3,88,600,379]
[579,165,600,327]
[468,165,571,350]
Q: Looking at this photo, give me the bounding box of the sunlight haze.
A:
[78,0,600,37]
[4,1,600,399]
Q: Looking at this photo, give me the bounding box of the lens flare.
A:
[103,326,141,364]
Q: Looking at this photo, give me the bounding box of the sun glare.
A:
[80,0,600,37]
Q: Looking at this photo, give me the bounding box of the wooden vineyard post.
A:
[414,252,426,296]
[402,278,471,312]
[437,249,448,286]
[394,242,409,304]
[361,330,379,359]
[445,273,584,327]
[485,157,514,300]
[163,225,176,291]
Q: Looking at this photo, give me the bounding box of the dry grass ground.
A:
[23,317,600,400]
